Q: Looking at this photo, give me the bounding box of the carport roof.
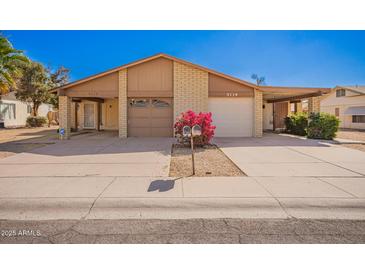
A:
[50,53,331,102]
[259,86,331,103]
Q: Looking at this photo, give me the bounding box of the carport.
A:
[259,86,331,130]
[54,71,120,139]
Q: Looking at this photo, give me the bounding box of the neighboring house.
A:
[0,92,53,128]
[321,85,365,130]
[51,53,330,139]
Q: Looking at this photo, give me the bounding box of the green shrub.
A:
[307,113,339,140]
[26,116,47,127]
[284,113,308,136]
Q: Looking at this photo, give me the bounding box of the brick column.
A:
[118,69,128,138]
[308,97,320,114]
[296,101,303,113]
[173,61,208,122]
[254,88,263,137]
[58,96,71,139]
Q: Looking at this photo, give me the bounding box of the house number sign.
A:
[226,92,238,97]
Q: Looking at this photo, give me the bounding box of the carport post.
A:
[308,97,320,114]
[254,88,263,137]
[58,94,71,140]
[97,102,101,131]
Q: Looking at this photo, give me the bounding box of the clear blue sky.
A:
[3,30,365,87]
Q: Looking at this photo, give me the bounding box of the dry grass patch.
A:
[340,144,365,153]
[0,143,48,159]
[169,144,245,177]
[336,129,365,142]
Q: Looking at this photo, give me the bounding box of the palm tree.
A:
[0,35,29,96]
[251,74,266,86]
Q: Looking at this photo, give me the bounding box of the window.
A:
[336,89,346,97]
[129,99,148,108]
[352,115,365,123]
[152,99,170,108]
[0,103,16,120]
[290,103,296,113]
[27,105,32,114]
[335,107,340,117]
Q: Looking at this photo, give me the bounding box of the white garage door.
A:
[208,97,253,137]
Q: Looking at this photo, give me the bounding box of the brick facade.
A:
[118,69,128,138]
[58,95,71,139]
[296,101,303,112]
[308,96,320,113]
[71,102,76,129]
[254,89,263,137]
[173,61,208,122]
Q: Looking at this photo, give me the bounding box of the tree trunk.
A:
[33,102,40,116]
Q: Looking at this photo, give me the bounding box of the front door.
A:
[84,103,95,128]
[273,102,288,129]
[105,99,118,129]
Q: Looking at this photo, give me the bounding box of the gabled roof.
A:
[50,53,257,92]
[320,85,365,100]
[335,85,365,95]
[51,52,331,101]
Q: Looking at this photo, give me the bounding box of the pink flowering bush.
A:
[174,110,216,146]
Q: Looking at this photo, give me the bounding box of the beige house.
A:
[321,85,365,130]
[0,92,53,128]
[52,53,330,139]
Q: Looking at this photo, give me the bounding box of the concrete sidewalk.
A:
[1,176,364,220]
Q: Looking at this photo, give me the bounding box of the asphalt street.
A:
[1,218,365,244]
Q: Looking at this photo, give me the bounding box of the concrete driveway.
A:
[0,131,173,177]
[216,133,365,177]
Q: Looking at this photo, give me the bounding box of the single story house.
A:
[320,85,365,130]
[51,53,330,139]
[0,92,53,128]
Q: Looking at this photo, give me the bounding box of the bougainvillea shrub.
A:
[174,110,216,145]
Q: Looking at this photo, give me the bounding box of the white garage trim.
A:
[208,97,253,137]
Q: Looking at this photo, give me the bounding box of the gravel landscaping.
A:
[169,144,245,177]
[337,129,365,141]
[336,129,365,152]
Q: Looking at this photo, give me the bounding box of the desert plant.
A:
[174,110,216,146]
[307,113,339,140]
[26,116,47,127]
[284,112,308,136]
